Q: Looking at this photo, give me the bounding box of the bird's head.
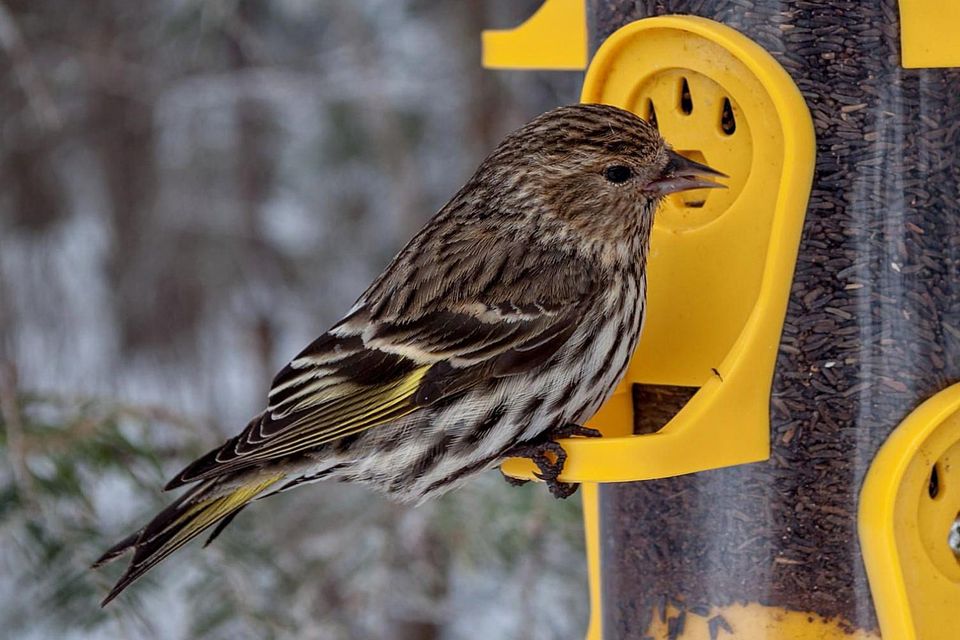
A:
[471,103,725,260]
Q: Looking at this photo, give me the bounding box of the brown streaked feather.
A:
[166,368,428,488]
[161,101,662,492]
[166,267,595,489]
[99,474,283,606]
[203,504,248,547]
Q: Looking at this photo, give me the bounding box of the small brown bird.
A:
[94,103,724,604]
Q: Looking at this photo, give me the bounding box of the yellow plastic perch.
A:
[501,16,816,483]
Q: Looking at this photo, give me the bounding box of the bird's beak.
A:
[642,150,727,197]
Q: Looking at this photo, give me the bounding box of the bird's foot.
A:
[501,424,602,498]
[504,439,578,499]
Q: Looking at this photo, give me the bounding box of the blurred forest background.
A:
[0,1,585,638]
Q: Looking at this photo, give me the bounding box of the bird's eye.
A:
[603,165,632,184]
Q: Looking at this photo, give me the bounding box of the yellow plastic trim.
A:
[898,0,960,68]
[501,16,815,483]
[481,0,587,70]
[859,383,960,640]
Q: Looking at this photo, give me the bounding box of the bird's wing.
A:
[165,267,596,488]
[102,295,591,596]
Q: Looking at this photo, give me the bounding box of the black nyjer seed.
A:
[590,0,960,637]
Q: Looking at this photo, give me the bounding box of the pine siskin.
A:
[93,103,724,604]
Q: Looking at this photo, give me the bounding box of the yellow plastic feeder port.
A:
[860,383,960,640]
[500,16,816,484]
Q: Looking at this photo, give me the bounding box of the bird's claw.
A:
[540,477,580,499]
[550,422,602,440]
[499,468,530,487]
[532,440,567,479]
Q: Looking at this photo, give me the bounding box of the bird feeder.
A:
[484,1,960,638]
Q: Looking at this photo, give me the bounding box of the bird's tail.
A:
[92,471,285,606]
